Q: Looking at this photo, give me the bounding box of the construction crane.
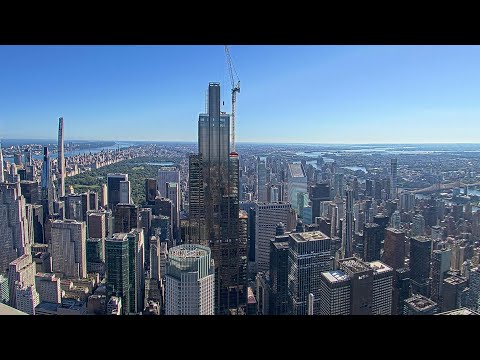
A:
[225,45,240,153]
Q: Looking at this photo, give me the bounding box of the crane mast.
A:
[225,45,240,153]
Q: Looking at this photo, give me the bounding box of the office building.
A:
[382,228,406,270]
[0,141,4,183]
[288,231,333,315]
[391,210,401,230]
[269,228,289,315]
[442,275,468,312]
[410,236,432,297]
[107,173,128,210]
[319,258,393,315]
[412,214,426,237]
[57,117,65,198]
[145,178,157,205]
[270,186,279,203]
[0,274,9,304]
[105,233,129,314]
[157,167,180,198]
[190,83,247,314]
[20,180,40,205]
[0,182,31,273]
[166,182,180,240]
[468,267,480,311]
[363,223,382,262]
[100,184,108,208]
[35,273,61,304]
[310,182,330,222]
[15,283,39,315]
[65,194,83,222]
[89,192,98,211]
[187,154,204,244]
[51,219,87,279]
[119,180,131,204]
[392,267,411,315]
[255,202,292,272]
[165,244,215,315]
[257,160,267,202]
[113,203,138,233]
[149,236,161,280]
[390,158,397,199]
[287,163,307,215]
[8,254,36,309]
[431,248,452,304]
[88,212,106,240]
[403,294,438,315]
[127,228,145,314]
[344,189,354,258]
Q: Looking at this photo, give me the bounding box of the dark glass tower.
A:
[410,236,432,297]
[189,82,247,314]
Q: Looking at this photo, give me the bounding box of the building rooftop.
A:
[444,276,467,286]
[36,302,59,312]
[338,257,370,274]
[437,308,480,315]
[369,261,393,275]
[108,233,128,241]
[386,227,405,234]
[272,241,289,250]
[411,236,432,243]
[0,302,28,315]
[322,270,350,284]
[364,223,380,229]
[288,163,306,178]
[405,295,437,311]
[169,244,209,259]
[290,231,329,243]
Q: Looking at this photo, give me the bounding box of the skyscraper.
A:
[35,273,62,304]
[157,167,180,198]
[113,203,138,234]
[269,228,289,315]
[363,223,383,262]
[255,202,292,272]
[127,228,144,314]
[288,231,333,315]
[165,244,215,315]
[107,173,128,210]
[382,228,406,270]
[287,163,307,215]
[310,182,330,222]
[57,117,65,198]
[344,189,354,258]
[0,183,31,273]
[403,294,438,315]
[410,236,432,297]
[257,159,267,202]
[390,158,397,199]
[190,82,247,314]
[8,254,36,309]
[431,248,452,305]
[468,267,480,311]
[41,146,55,216]
[319,258,393,315]
[145,178,157,205]
[50,219,87,279]
[412,214,426,237]
[119,180,132,204]
[0,141,4,183]
[105,233,129,314]
[15,283,39,315]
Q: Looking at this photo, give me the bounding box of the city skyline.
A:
[2,45,480,143]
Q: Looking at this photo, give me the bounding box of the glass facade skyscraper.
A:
[188,82,247,314]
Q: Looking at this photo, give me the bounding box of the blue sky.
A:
[1,45,480,143]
